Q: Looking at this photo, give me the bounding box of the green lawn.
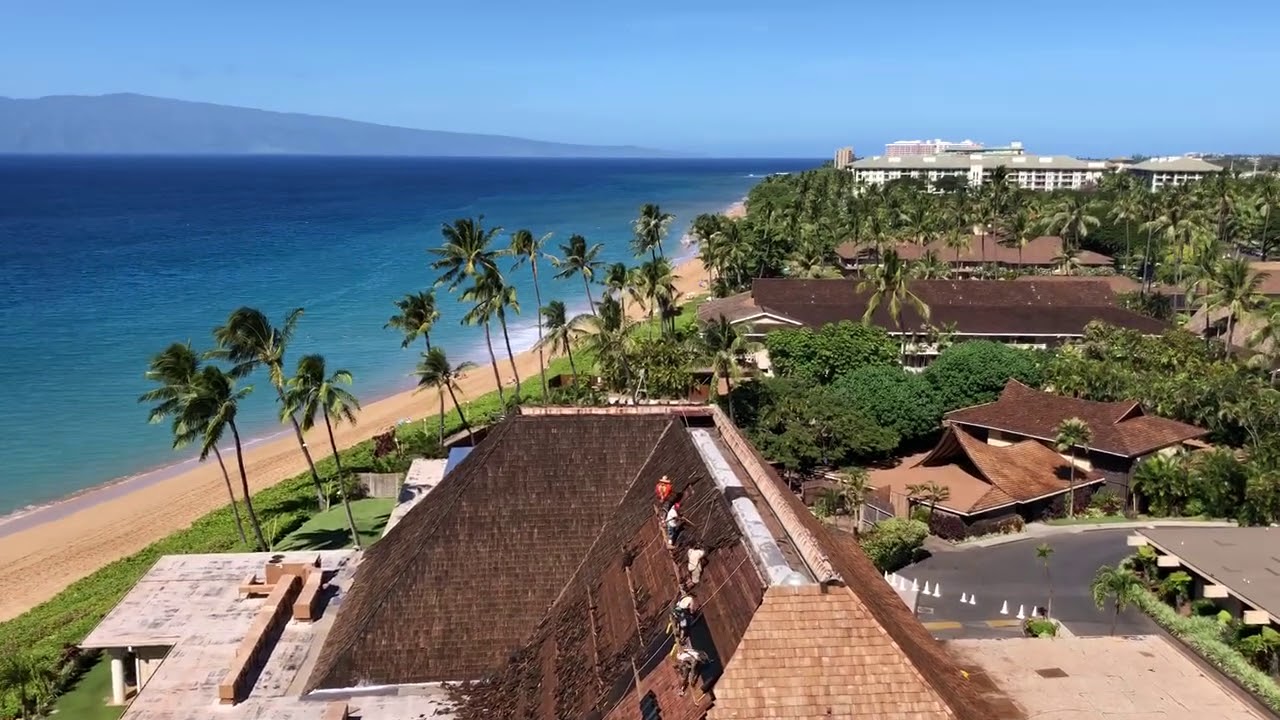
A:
[53,656,123,720]
[1043,514,1134,526]
[275,497,396,551]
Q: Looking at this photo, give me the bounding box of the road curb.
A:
[948,519,1239,550]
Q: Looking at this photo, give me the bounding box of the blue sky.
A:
[2,1,1277,157]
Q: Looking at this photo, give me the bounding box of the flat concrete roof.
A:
[948,636,1270,719]
[383,457,446,536]
[1140,526,1280,622]
[82,551,458,719]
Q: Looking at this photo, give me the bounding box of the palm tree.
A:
[1110,189,1145,272]
[858,249,931,355]
[633,202,674,262]
[1044,195,1100,249]
[835,467,872,533]
[1000,206,1038,271]
[283,354,362,550]
[386,290,440,351]
[510,229,552,399]
[415,347,475,445]
[1205,257,1270,347]
[634,257,678,336]
[538,300,585,379]
[605,262,631,316]
[1090,564,1143,635]
[551,234,604,314]
[899,199,935,246]
[182,365,267,549]
[702,316,751,421]
[1054,417,1093,518]
[1053,245,1082,276]
[1247,301,1280,372]
[476,268,522,397]
[211,307,327,510]
[428,216,501,290]
[578,296,634,392]
[1256,175,1280,261]
[1145,184,1205,287]
[1202,171,1240,247]
[906,480,950,517]
[1036,543,1055,617]
[459,271,509,409]
[139,342,247,545]
[909,250,951,280]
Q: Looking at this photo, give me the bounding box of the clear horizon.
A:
[3,1,1279,158]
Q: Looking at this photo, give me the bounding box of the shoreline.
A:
[0,200,740,622]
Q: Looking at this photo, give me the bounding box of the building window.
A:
[640,691,662,720]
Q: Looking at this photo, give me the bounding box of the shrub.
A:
[910,506,932,524]
[1089,488,1125,515]
[969,515,1025,537]
[1134,588,1280,713]
[1023,618,1058,638]
[1190,598,1219,617]
[1045,487,1093,519]
[927,512,968,542]
[859,518,928,572]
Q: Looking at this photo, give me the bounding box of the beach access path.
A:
[0,245,723,621]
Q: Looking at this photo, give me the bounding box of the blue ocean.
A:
[0,156,810,513]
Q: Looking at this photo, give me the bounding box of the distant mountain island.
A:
[0,93,676,158]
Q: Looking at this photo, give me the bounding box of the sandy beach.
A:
[0,227,731,620]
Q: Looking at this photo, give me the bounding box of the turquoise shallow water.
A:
[0,156,811,513]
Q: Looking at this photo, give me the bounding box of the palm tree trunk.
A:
[566,343,579,379]
[323,409,362,550]
[1111,603,1120,636]
[229,421,267,550]
[211,445,247,545]
[1068,451,1077,518]
[437,387,446,446]
[424,333,432,353]
[582,274,597,315]
[497,309,521,401]
[1044,564,1053,618]
[1143,226,1155,294]
[531,261,549,399]
[724,373,736,424]
[483,322,507,408]
[1263,209,1273,262]
[1123,222,1131,273]
[445,384,474,444]
[275,384,328,510]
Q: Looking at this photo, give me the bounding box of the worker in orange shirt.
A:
[655,475,674,510]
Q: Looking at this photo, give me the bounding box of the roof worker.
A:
[686,546,708,586]
[655,475,674,510]
[674,642,708,697]
[671,592,697,639]
[664,502,685,549]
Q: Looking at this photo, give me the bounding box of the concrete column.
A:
[109,649,127,705]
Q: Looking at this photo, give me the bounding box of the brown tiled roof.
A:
[911,427,1102,514]
[1014,273,1183,298]
[945,380,1207,458]
[696,290,764,325]
[1247,261,1280,296]
[835,235,1114,267]
[304,414,675,690]
[457,420,763,719]
[741,278,1168,336]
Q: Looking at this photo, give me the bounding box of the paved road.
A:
[900,528,1159,639]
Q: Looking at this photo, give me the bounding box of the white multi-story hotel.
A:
[885,138,983,156]
[1126,156,1223,190]
[848,152,1109,191]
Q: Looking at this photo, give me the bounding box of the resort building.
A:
[885,138,984,156]
[1126,156,1224,190]
[944,380,1208,499]
[1129,527,1280,628]
[848,152,1109,191]
[696,277,1168,369]
[835,235,1115,276]
[833,146,854,170]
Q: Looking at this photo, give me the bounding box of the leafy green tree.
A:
[212,306,327,510]
[764,321,898,384]
[702,316,753,421]
[385,290,440,351]
[747,379,897,473]
[1132,453,1191,516]
[858,248,931,353]
[1036,543,1055,617]
[1187,448,1248,519]
[858,518,929,572]
[429,216,501,290]
[283,354,362,549]
[923,340,1043,412]
[831,366,941,445]
[140,342,246,545]
[537,300,584,378]
[1054,417,1093,517]
[510,229,552,398]
[629,335,698,400]
[632,202,674,262]
[551,233,604,314]
[0,652,55,719]
[415,347,475,445]
[1090,564,1144,636]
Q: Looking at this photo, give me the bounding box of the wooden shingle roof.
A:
[836,235,1114,267]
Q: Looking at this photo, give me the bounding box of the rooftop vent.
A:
[1035,667,1069,679]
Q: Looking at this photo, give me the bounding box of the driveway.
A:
[900,528,1158,639]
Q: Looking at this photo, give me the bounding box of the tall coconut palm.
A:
[1044,195,1100,249]
[459,271,509,409]
[510,229,552,398]
[1110,189,1145,272]
[634,257,678,336]
[283,354,362,550]
[1054,417,1093,518]
[702,316,752,422]
[415,347,475,445]
[1053,245,1082,276]
[1139,190,1162,293]
[139,342,246,545]
[479,268,522,398]
[858,249,931,355]
[551,234,604,314]
[1256,175,1280,261]
[605,262,631,316]
[898,199,935,246]
[1205,258,1270,347]
[211,306,327,510]
[1036,543,1055,618]
[1001,205,1038,271]
[1145,184,1205,287]
[181,365,267,549]
[1201,171,1240,247]
[632,202,674,262]
[1090,564,1143,636]
[1247,301,1280,372]
[385,290,440,351]
[429,216,501,290]
[578,296,634,392]
[909,250,950,280]
[538,300,585,378]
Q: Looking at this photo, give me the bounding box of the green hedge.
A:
[859,518,928,572]
[1133,587,1280,713]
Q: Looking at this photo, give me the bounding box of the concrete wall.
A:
[356,472,403,499]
